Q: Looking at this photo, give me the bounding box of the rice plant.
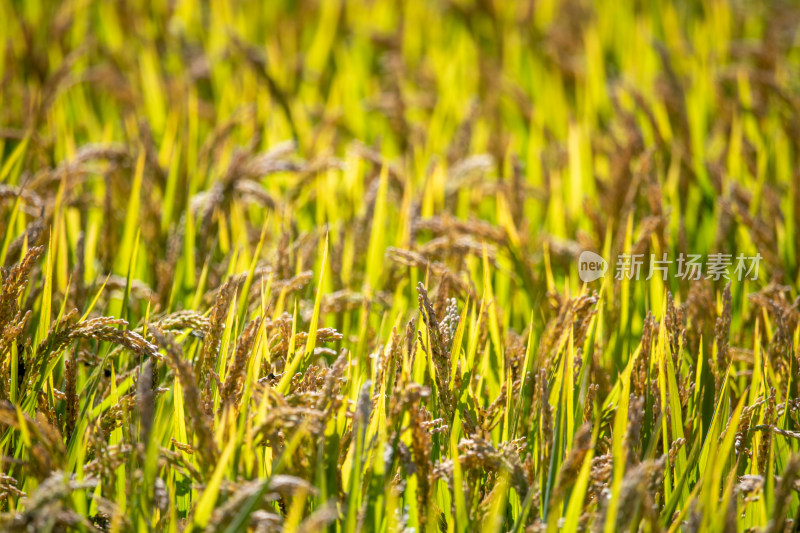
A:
[1,0,799,531]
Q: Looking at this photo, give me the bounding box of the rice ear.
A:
[220,317,262,411]
[150,327,219,474]
[198,280,236,407]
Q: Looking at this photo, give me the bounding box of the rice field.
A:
[1,0,799,531]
